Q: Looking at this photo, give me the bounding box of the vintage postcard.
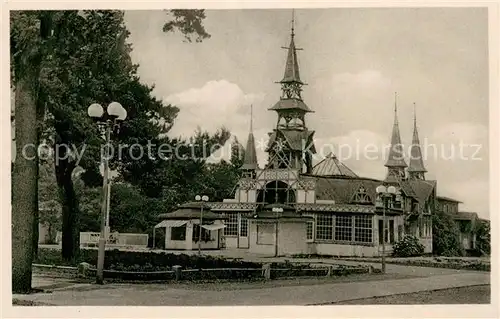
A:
[3,1,498,318]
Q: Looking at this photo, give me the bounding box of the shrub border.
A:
[32,262,372,282]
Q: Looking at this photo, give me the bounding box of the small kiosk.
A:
[154,202,227,250]
[249,203,313,256]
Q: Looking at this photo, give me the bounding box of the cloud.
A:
[165,80,265,139]
[166,80,267,164]
[331,70,393,89]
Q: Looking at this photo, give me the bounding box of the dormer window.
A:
[353,186,372,204]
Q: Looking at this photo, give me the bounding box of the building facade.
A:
[436,196,481,253]
[207,19,438,257]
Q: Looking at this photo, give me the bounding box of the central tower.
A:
[266,12,316,173]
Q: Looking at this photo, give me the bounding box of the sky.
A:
[123,8,489,218]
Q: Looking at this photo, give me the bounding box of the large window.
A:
[171,225,186,241]
[224,214,238,236]
[303,214,314,242]
[316,214,334,240]
[313,214,374,244]
[335,215,352,241]
[354,215,372,243]
[240,217,248,237]
[192,224,211,242]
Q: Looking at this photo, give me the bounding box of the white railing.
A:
[80,232,100,245]
[53,232,149,248]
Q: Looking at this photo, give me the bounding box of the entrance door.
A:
[238,215,249,248]
[378,219,394,246]
[378,220,384,244]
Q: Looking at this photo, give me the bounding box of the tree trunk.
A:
[32,89,46,259]
[55,154,80,261]
[12,80,38,293]
[33,172,39,259]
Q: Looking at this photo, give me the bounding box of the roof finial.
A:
[413,102,417,127]
[250,104,253,133]
[291,9,295,38]
[394,92,398,124]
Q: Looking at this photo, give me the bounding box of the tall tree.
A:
[10,11,52,293]
[230,136,245,168]
[38,10,212,260]
[10,9,214,283]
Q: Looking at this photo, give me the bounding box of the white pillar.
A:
[185,221,193,250]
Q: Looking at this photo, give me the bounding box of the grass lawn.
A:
[329,285,490,304]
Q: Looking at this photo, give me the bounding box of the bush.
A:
[34,248,262,271]
[432,211,465,257]
[392,235,425,257]
[474,220,491,256]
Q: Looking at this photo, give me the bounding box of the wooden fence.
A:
[33,263,372,282]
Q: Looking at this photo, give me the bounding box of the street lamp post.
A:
[272,207,283,257]
[88,102,127,285]
[375,185,397,274]
[195,195,209,255]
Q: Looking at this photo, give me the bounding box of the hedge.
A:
[34,248,261,271]
[34,248,372,281]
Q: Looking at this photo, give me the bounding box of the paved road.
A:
[330,285,491,305]
[15,271,489,306]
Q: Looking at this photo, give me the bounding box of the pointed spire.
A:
[281,10,302,84]
[385,92,407,168]
[408,102,427,178]
[242,104,258,170]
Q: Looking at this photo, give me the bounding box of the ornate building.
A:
[200,16,440,257]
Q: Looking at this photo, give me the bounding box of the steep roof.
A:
[241,132,258,170]
[310,176,382,205]
[408,103,427,173]
[311,153,358,178]
[269,98,312,112]
[405,180,436,204]
[385,98,407,168]
[267,129,316,153]
[280,22,302,84]
[157,202,225,220]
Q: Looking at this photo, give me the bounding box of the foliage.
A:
[388,257,490,272]
[163,9,211,43]
[35,248,261,270]
[11,9,213,261]
[230,136,245,168]
[432,210,465,257]
[474,220,490,256]
[392,235,425,257]
[121,127,231,199]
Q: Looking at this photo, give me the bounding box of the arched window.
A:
[352,186,372,204]
[256,181,296,205]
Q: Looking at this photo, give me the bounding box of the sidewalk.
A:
[13,272,489,306]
